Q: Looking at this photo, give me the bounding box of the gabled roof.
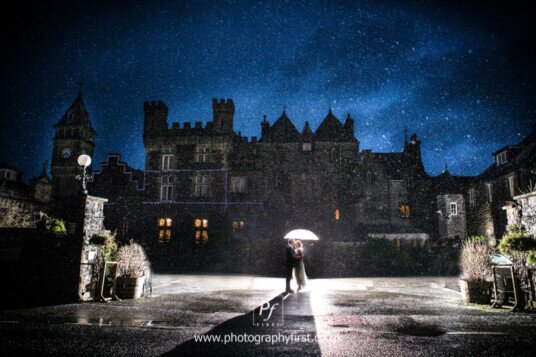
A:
[314,109,355,142]
[264,111,300,142]
[480,128,536,180]
[54,88,94,129]
[433,169,474,194]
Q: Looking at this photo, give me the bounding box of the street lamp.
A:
[77,154,92,195]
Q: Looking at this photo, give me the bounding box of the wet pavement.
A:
[1,275,535,356]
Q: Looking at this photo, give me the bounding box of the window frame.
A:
[450,202,458,216]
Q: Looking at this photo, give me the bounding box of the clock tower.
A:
[51,83,96,202]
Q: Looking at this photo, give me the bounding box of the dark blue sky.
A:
[1,0,535,180]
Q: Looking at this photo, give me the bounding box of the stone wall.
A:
[76,195,108,301]
[512,191,536,236]
[436,194,467,239]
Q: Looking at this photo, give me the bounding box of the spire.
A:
[404,126,408,144]
[54,82,94,130]
[444,163,450,174]
[301,121,313,141]
[77,76,83,98]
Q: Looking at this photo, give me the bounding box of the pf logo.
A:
[253,296,284,327]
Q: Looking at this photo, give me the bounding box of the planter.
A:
[459,279,492,304]
[116,276,145,299]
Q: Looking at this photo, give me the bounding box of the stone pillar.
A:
[512,192,536,236]
[74,194,109,301]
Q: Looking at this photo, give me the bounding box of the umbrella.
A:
[283,229,319,241]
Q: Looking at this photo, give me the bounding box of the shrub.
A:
[116,240,149,278]
[498,225,536,300]
[90,231,118,262]
[0,207,35,228]
[459,239,494,282]
[43,215,66,237]
[498,225,536,264]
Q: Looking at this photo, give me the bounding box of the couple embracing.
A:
[285,239,308,293]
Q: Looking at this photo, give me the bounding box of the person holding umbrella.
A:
[285,239,301,293]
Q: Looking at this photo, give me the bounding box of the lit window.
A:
[335,209,340,221]
[194,217,208,243]
[468,188,475,207]
[232,220,246,233]
[162,154,174,170]
[231,176,247,193]
[450,202,458,216]
[508,176,515,197]
[485,183,493,203]
[400,205,410,218]
[157,217,172,244]
[302,143,312,151]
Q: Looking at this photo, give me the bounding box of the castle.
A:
[44,89,536,266]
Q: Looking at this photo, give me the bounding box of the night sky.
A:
[1,0,535,180]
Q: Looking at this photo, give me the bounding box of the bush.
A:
[498,225,536,265]
[116,240,149,278]
[90,231,118,262]
[498,225,536,302]
[459,239,494,282]
[43,215,66,237]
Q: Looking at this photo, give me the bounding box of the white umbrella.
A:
[283,229,319,241]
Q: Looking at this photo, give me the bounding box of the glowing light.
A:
[335,209,340,221]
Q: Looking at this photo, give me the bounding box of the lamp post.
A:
[77,154,92,195]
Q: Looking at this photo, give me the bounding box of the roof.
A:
[54,88,94,129]
[480,128,536,180]
[314,109,355,142]
[263,111,300,143]
[433,170,474,194]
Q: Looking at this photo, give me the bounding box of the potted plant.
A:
[115,240,150,299]
[498,225,536,308]
[459,237,494,304]
[90,232,118,297]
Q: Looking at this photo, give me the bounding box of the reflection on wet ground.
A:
[1,275,535,356]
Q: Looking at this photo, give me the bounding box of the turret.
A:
[404,132,425,176]
[344,113,354,139]
[212,98,234,134]
[261,114,270,140]
[143,101,168,136]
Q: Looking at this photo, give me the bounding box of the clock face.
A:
[61,147,72,158]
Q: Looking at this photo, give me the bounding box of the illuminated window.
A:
[194,218,208,243]
[400,205,410,218]
[232,220,246,233]
[450,202,458,216]
[302,143,312,151]
[335,209,340,221]
[158,217,172,244]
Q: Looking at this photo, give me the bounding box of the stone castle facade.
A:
[45,89,536,264]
